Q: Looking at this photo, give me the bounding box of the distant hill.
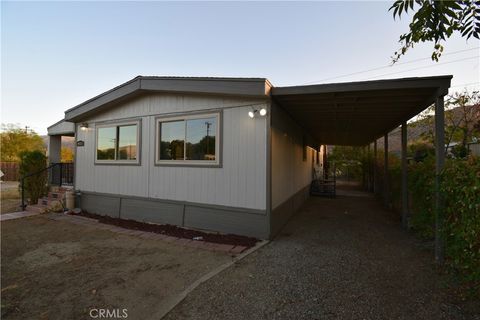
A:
[379,104,479,155]
[41,136,75,151]
[327,104,480,155]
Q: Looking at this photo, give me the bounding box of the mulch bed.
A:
[69,210,259,248]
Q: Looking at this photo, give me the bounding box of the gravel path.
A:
[165,187,479,320]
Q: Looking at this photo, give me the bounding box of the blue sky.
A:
[2,1,479,134]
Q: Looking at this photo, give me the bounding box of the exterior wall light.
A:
[248,108,267,118]
[80,123,89,131]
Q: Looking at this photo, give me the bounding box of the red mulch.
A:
[69,211,259,248]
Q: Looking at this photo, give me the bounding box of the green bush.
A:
[441,156,480,294]
[408,158,436,238]
[368,152,479,294]
[19,150,48,205]
[408,141,435,162]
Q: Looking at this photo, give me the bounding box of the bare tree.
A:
[412,90,480,156]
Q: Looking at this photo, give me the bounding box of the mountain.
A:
[41,136,75,151]
[379,104,480,155]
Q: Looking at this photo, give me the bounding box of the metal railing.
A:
[50,162,74,186]
[20,162,74,210]
[310,162,336,198]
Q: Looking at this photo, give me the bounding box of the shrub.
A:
[441,156,480,295]
[408,141,435,162]
[19,150,48,205]
[408,158,436,238]
[369,152,479,294]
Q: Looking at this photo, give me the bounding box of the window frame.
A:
[155,111,222,167]
[94,119,141,165]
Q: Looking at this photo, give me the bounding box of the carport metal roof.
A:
[272,75,452,146]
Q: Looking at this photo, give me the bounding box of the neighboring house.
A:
[47,75,452,239]
[468,141,480,156]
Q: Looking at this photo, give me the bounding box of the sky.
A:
[1,1,479,135]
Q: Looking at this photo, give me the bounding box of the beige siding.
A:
[271,103,315,209]
[88,93,265,122]
[75,93,268,210]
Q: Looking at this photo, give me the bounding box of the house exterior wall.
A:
[270,101,316,236]
[74,93,270,238]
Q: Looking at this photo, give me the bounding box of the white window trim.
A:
[95,120,141,165]
[155,112,221,167]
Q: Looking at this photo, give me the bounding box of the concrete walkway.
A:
[0,211,38,221]
[165,186,475,320]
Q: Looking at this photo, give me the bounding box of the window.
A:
[159,120,185,160]
[156,113,220,165]
[97,127,116,160]
[96,121,140,164]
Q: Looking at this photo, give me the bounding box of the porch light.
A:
[248,107,267,119]
[80,123,89,131]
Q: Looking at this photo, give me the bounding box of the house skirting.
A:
[78,191,269,239]
[270,185,310,237]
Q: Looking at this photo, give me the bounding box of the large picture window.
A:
[96,121,140,164]
[156,113,220,165]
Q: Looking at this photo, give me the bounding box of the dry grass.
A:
[1,215,231,319]
[1,185,21,214]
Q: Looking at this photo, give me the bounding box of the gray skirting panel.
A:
[270,185,310,238]
[78,192,269,239]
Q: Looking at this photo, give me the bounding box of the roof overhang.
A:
[47,119,75,136]
[272,75,452,146]
[64,76,272,122]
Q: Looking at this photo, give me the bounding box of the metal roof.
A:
[59,75,452,146]
[64,76,272,122]
[272,75,452,146]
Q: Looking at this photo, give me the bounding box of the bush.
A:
[408,141,435,162]
[369,152,479,294]
[441,156,480,295]
[408,158,436,238]
[19,150,48,205]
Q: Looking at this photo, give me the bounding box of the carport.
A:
[271,75,452,263]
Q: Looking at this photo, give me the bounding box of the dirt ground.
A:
[1,214,231,320]
[1,182,21,214]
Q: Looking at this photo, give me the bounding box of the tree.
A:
[329,146,366,181]
[19,150,48,205]
[0,124,45,162]
[390,0,480,62]
[445,90,480,156]
[412,90,480,156]
[61,147,74,162]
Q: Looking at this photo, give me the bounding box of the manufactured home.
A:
[47,75,452,239]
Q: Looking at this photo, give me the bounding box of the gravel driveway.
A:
[165,186,479,320]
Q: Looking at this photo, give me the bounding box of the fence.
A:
[1,162,20,181]
[1,161,74,186]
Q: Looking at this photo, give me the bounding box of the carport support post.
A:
[367,144,371,191]
[373,140,377,194]
[384,134,389,208]
[434,95,446,264]
[401,122,408,229]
